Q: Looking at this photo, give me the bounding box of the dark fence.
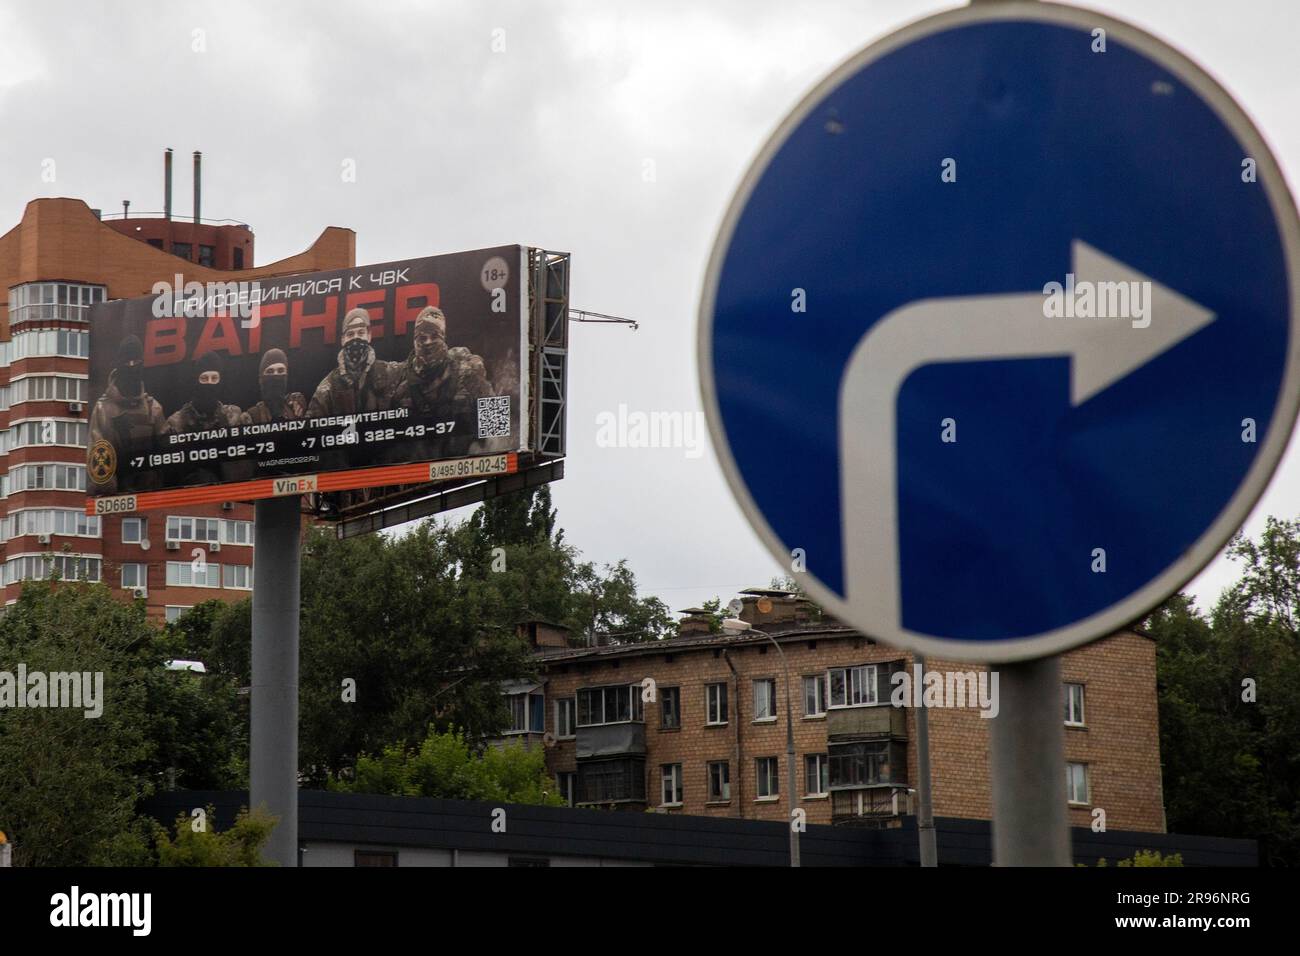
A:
[143,791,1257,867]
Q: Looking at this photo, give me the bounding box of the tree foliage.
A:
[1144,516,1300,866]
[0,581,243,866]
[153,805,277,867]
[333,726,562,805]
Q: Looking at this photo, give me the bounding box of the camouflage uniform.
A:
[240,391,307,426]
[385,346,498,461]
[87,371,168,494]
[306,354,402,419]
[165,401,244,486]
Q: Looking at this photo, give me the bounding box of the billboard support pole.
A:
[989,654,1070,866]
[250,495,301,867]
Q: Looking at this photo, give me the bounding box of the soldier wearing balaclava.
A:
[240,348,306,425]
[166,352,243,434]
[88,334,167,494]
[392,306,494,418]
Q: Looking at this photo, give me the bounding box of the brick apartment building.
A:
[502,590,1164,833]
[0,153,354,620]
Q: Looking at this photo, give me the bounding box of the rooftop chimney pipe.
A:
[193,150,202,226]
[164,148,173,221]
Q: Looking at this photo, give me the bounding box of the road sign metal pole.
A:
[989,655,1070,866]
[913,655,938,867]
[250,495,301,867]
[756,632,800,866]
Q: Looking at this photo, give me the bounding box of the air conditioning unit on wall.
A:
[68,401,83,415]
[36,533,51,544]
[165,540,180,550]
[209,541,221,553]
[132,587,147,599]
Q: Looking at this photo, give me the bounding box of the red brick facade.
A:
[521,609,1164,833]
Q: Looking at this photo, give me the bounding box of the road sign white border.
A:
[698,1,1300,662]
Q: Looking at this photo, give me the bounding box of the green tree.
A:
[0,580,242,865]
[1144,517,1300,866]
[153,805,277,867]
[335,726,562,805]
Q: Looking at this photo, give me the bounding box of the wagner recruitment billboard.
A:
[85,245,527,512]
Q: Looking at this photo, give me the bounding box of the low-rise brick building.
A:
[500,590,1164,833]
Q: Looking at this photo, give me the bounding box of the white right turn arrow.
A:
[838,240,1216,637]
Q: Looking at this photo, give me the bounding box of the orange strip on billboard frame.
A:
[87,453,518,516]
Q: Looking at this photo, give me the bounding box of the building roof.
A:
[534,620,860,664]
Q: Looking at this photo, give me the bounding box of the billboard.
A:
[85,246,528,514]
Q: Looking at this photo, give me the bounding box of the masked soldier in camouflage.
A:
[240,348,306,425]
[88,335,167,494]
[391,307,494,415]
[307,307,402,418]
[166,352,243,434]
[165,352,244,486]
[387,306,501,460]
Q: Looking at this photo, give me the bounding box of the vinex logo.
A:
[273,475,317,495]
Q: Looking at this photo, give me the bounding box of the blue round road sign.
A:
[699,2,1300,661]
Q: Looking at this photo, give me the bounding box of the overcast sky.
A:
[3,0,1297,624]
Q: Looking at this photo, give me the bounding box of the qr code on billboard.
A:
[477,396,511,439]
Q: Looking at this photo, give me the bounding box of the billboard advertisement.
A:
[84,245,527,514]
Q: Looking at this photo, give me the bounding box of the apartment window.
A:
[233,246,245,270]
[121,563,147,589]
[3,555,100,585]
[198,244,216,268]
[165,561,221,588]
[506,692,545,734]
[221,519,253,545]
[6,282,104,325]
[577,757,646,804]
[661,686,681,729]
[172,242,192,260]
[828,741,907,788]
[10,420,88,448]
[806,754,829,796]
[707,761,731,802]
[7,329,90,359]
[7,463,85,492]
[803,674,827,716]
[1064,683,1086,726]
[753,678,777,721]
[661,764,683,806]
[164,606,193,624]
[555,697,576,739]
[576,684,643,727]
[828,664,877,707]
[223,564,252,590]
[756,757,779,799]
[1066,763,1089,805]
[8,375,89,404]
[354,851,397,867]
[706,682,728,725]
[166,516,221,543]
[122,517,146,544]
[2,509,100,539]
[556,771,577,807]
